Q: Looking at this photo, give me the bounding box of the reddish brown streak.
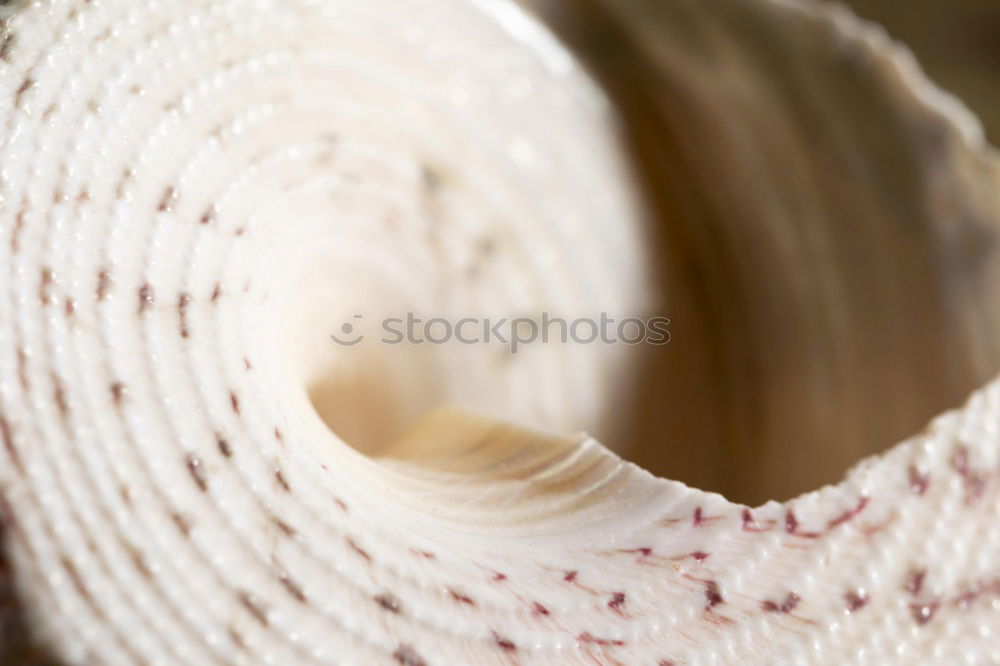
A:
[375,593,401,613]
[39,268,54,305]
[577,632,625,647]
[672,551,710,562]
[16,349,29,392]
[186,454,208,492]
[959,580,1000,606]
[952,447,970,476]
[493,632,516,652]
[608,592,627,616]
[273,518,295,538]
[845,589,869,612]
[704,581,724,610]
[827,497,869,529]
[275,468,290,492]
[138,283,154,313]
[14,77,34,108]
[393,645,427,666]
[10,208,26,254]
[448,589,476,606]
[178,292,192,338]
[116,169,134,199]
[62,557,95,606]
[279,574,306,603]
[960,469,990,506]
[762,592,800,614]
[228,626,247,651]
[784,510,799,533]
[172,513,192,537]
[97,270,112,300]
[689,507,722,527]
[0,34,14,63]
[158,186,177,212]
[239,592,269,626]
[908,465,930,495]
[532,601,550,616]
[784,510,821,538]
[0,413,22,472]
[346,537,371,563]
[619,547,653,562]
[52,374,69,420]
[906,569,926,596]
[741,509,773,532]
[861,511,897,537]
[693,507,704,526]
[955,582,983,609]
[910,601,939,625]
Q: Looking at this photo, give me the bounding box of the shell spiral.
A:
[1,1,999,665]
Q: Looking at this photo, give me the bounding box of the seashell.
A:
[1,1,998,664]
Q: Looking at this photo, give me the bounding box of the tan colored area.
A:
[845,0,1000,144]
[522,0,1000,505]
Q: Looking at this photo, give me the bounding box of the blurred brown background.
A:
[845,0,1000,144]
[525,0,1000,504]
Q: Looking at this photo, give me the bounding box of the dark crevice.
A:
[0,496,66,665]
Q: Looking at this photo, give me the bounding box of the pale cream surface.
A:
[0,1,999,665]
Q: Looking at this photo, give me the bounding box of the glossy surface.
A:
[0,1,999,664]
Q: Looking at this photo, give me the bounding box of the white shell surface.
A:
[0,1,998,665]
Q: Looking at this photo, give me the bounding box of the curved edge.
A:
[771,0,999,164]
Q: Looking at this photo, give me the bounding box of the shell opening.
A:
[291,1,1000,510]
